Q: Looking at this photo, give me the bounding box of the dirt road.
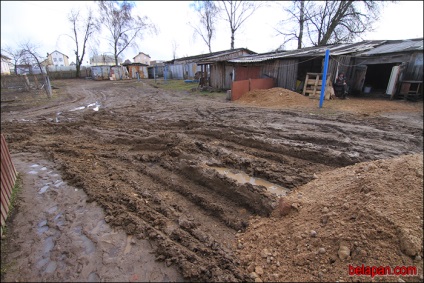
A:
[1,79,422,281]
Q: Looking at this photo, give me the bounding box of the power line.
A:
[329,55,370,67]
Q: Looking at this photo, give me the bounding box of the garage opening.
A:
[363,63,399,93]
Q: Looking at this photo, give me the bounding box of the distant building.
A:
[47,50,70,66]
[15,64,46,75]
[150,60,164,66]
[1,54,11,75]
[133,52,151,65]
[90,54,122,66]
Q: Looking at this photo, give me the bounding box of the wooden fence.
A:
[1,134,17,236]
[1,73,46,91]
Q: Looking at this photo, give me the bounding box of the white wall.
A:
[51,51,67,66]
[1,60,11,75]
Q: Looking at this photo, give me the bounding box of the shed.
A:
[123,63,149,79]
[109,65,130,80]
[148,62,166,79]
[164,48,256,82]
[227,41,386,92]
[225,38,423,99]
[91,65,111,80]
[349,38,423,99]
[195,48,257,89]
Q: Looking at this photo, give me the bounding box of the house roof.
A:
[165,48,257,64]
[91,54,121,63]
[1,54,12,60]
[50,50,69,58]
[228,38,424,64]
[133,52,151,59]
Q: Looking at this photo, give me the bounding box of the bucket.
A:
[363,86,371,93]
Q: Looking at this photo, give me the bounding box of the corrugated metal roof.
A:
[165,48,257,64]
[197,49,258,64]
[228,39,422,63]
[355,38,423,56]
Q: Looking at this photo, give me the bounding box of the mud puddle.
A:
[1,152,184,282]
[210,166,290,196]
[70,101,101,112]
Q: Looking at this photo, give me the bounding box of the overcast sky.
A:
[1,1,423,65]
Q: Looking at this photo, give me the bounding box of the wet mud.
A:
[1,79,422,281]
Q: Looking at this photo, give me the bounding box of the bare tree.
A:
[171,40,178,60]
[1,46,24,74]
[189,1,220,53]
[275,1,310,50]
[19,40,52,98]
[305,1,383,46]
[66,8,99,78]
[97,0,157,66]
[219,1,264,50]
[275,1,387,49]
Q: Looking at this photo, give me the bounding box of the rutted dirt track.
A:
[1,79,423,281]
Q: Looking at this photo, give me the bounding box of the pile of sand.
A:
[236,88,316,109]
[235,87,423,115]
[235,153,423,282]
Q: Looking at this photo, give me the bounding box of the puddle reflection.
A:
[70,102,101,112]
[210,166,289,196]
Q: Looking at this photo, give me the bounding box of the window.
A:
[53,58,57,62]
[59,58,63,61]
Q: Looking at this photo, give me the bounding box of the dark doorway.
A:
[363,63,399,93]
[297,57,322,81]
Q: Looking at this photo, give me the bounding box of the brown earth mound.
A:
[235,153,423,282]
[236,87,423,116]
[237,88,314,109]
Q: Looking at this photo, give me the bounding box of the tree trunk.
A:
[298,1,304,49]
[231,29,235,50]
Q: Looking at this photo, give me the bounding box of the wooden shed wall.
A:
[260,59,298,90]
[210,63,234,90]
[404,52,423,81]
[167,63,200,79]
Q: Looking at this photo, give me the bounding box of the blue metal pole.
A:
[319,49,330,108]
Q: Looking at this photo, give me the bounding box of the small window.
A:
[53,58,57,62]
[59,58,63,61]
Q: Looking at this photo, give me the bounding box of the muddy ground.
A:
[1,79,423,282]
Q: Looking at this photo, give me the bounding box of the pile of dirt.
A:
[236,87,424,116]
[237,88,315,109]
[235,153,423,282]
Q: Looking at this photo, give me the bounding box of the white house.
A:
[47,50,70,66]
[1,54,11,75]
[90,54,122,66]
[133,52,151,66]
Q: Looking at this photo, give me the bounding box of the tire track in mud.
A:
[1,80,422,281]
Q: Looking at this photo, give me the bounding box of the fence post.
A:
[23,74,30,91]
[45,75,52,98]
